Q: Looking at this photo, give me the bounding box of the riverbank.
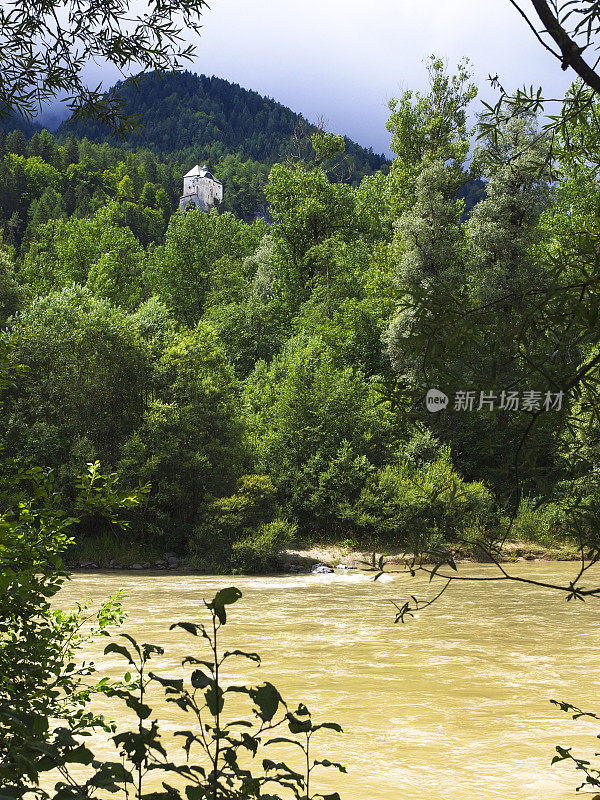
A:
[67,539,582,572]
[280,539,581,571]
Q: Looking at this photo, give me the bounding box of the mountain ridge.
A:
[57,71,388,178]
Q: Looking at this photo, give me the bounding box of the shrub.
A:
[352,449,494,549]
[191,474,279,571]
[403,425,442,466]
[98,587,344,799]
[511,496,565,545]
[0,462,143,795]
[231,517,297,573]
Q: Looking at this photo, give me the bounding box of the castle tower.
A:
[179,165,223,213]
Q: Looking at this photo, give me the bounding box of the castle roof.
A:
[184,164,221,183]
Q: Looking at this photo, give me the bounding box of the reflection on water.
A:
[57,563,600,800]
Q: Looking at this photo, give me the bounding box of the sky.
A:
[70,0,574,156]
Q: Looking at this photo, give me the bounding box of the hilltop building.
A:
[179,165,223,213]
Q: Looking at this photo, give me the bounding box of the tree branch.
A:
[528,0,600,94]
[508,0,562,59]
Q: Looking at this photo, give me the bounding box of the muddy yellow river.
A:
[57,563,600,800]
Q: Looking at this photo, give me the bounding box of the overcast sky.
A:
[79,0,573,155]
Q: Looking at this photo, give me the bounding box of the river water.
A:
[57,563,600,800]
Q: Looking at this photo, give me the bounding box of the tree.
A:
[0,249,22,323]
[0,460,146,798]
[266,161,360,304]
[386,55,477,215]
[377,38,600,615]
[6,286,150,472]
[508,2,600,93]
[22,204,145,307]
[146,209,265,325]
[0,0,209,133]
[118,322,250,545]
[243,335,394,535]
[484,3,600,165]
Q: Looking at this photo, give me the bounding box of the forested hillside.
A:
[56,71,388,220]
[0,115,42,138]
[0,129,182,249]
[59,71,387,171]
[0,59,595,572]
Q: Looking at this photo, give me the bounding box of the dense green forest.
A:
[7,0,600,790]
[0,59,596,572]
[58,72,388,171]
[56,71,388,220]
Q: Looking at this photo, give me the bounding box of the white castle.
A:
[179,165,223,213]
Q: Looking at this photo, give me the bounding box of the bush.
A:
[243,336,394,537]
[511,497,565,545]
[352,449,494,550]
[231,517,297,573]
[191,474,279,570]
[403,425,442,466]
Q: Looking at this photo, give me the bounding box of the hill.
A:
[58,71,388,178]
[0,115,42,138]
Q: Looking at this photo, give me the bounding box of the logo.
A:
[426,388,448,413]
[425,388,565,413]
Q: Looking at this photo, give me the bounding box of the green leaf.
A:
[149,673,184,692]
[286,712,312,734]
[119,633,142,656]
[142,643,165,659]
[185,785,206,800]
[125,696,153,720]
[191,670,212,689]
[314,759,346,772]
[222,649,261,664]
[313,722,343,733]
[249,682,282,722]
[206,586,242,624]
[205,684,224,716]
[104,642,135,664]
[65,744,94,765]
[265,736,305,750]
[89,761,133,788]
[170,621,205,637]
[182,657,214,671]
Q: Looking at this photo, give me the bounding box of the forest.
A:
[7,0,600,793]
[0,57,595,575]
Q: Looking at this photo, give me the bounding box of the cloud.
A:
[78,0,573,154]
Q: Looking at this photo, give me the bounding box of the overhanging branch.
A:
[527,0,600,94]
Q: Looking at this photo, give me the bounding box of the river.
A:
[57,562,600,800]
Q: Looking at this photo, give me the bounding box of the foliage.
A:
[266,162,361,303]
[2,49,600,582]
[146,209,266,325]
[243,336,394,536]
[0,1,210,133]
[510,496,565,545]
[117,322,250,545]
[5,290,248,544]
[58,71,387,183]
[0,459,145,798]
[0,249,22,322]
[231,518,298,574]
[22,204,146,306]
[16,586,343,799]
[352,450,494,549]
[7,286,150,469]
[386,55,477,214]
[0,132,181,250]
[191,475,278,571]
